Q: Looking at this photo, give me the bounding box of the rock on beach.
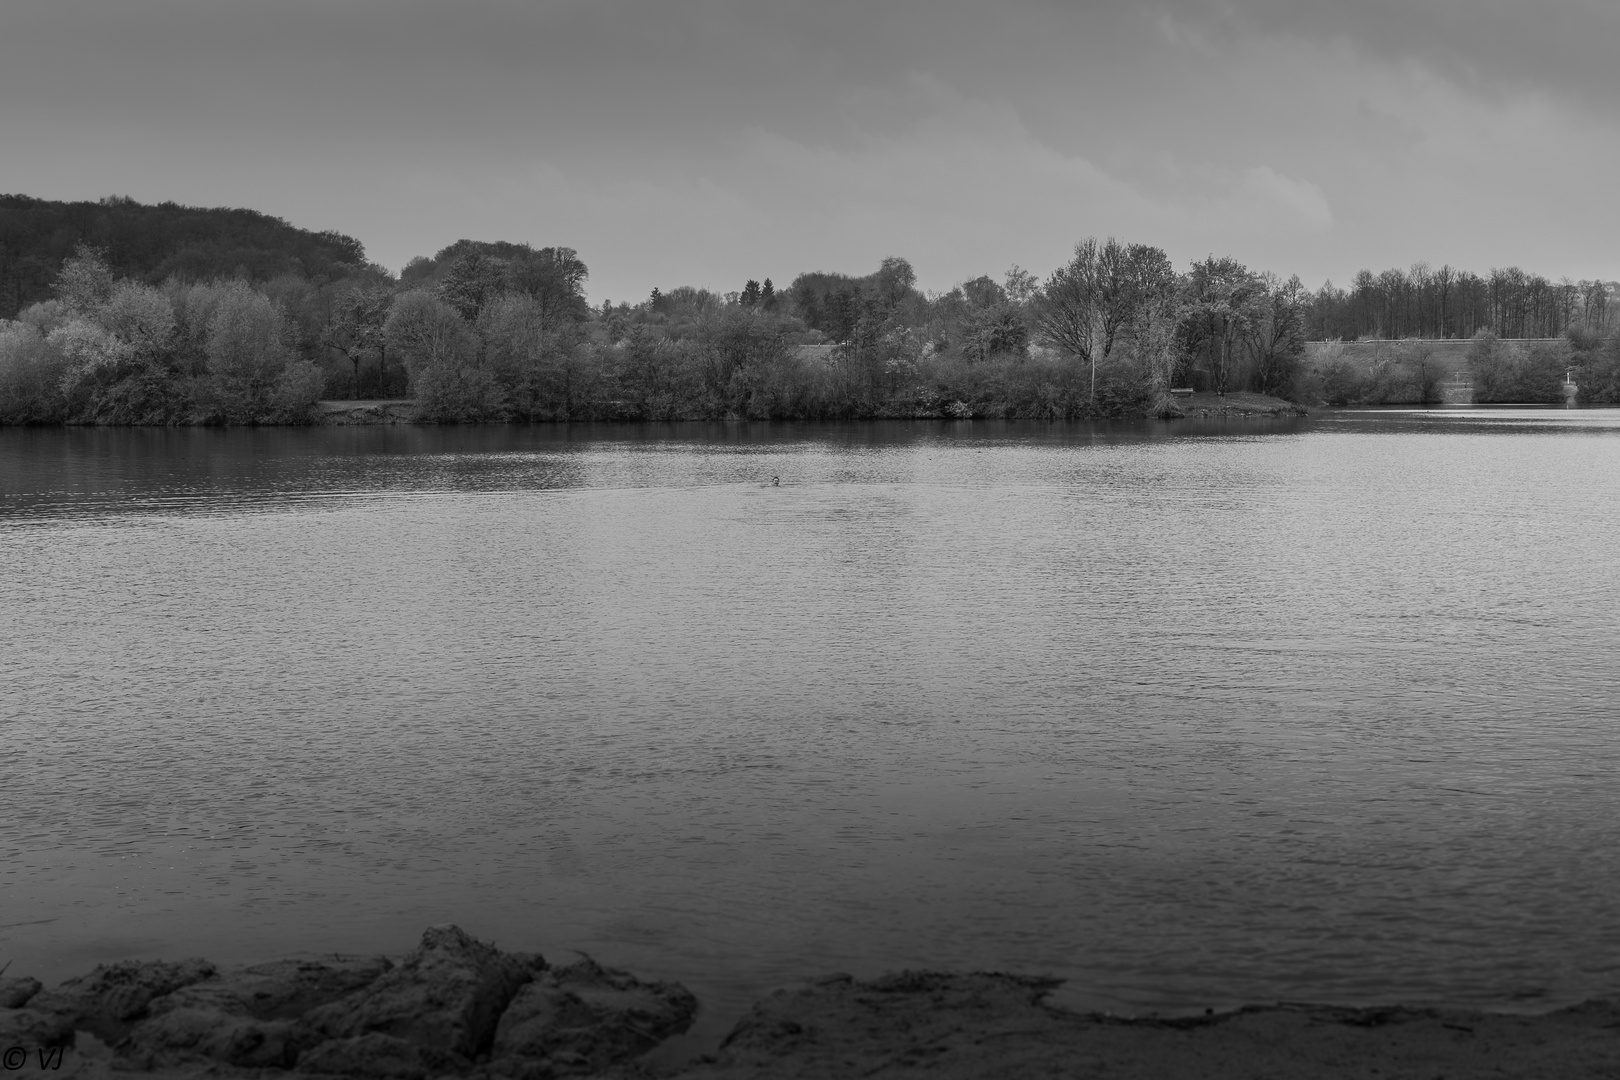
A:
[3,926,1617,1079]
[0,926,696,1080]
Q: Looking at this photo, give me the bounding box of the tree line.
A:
[0,238,1310,423]
[2,196,1618,425]
[1306,264,1614,342]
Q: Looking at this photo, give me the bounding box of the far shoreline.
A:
[308,390,1309,426]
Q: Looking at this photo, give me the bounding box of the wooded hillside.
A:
[0,194,369,318]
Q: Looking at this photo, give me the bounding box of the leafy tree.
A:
[953,276,1028,364]
[386,289,470,372]
[0,321,67,422]
[321,285,393,398]
[201,281,319,423]
[100,280,177,361]
[1002,265,1039,307]
[54,245,116,315]
[385,289,499,421]
[481,292,560,419]
[15,299,68,337]
[870,257,918,310]
[825,285,862,345]
[962,303,1029,363]
[600,301,629,343]
[1571,334,1620,403]
[1466,331,1509,400]
[694,308,796,415]
[1467,331,1570,403]
[509,246,590,329]
[439,251,508,321]
[617,327,693,420]
[1180,256,1262,395]
[960,275,1006,309]
[48,274,187,423]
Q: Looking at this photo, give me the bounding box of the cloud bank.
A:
[1,0,1613,301]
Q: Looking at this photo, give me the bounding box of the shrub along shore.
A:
[2,925,1616,1079]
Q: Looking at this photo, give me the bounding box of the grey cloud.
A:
[1,0,1614,295]
[1158,0,1620,110]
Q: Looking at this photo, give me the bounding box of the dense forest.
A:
[0,195,372,319]
[1,194,1617,424]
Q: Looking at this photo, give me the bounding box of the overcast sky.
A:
[4,0,1617,303]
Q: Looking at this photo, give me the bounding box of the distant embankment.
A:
[1304,339,1563,365]
[1304,339,1567,405]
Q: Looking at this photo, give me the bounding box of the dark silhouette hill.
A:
[0,194,368,319]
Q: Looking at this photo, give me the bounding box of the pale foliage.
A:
[200,282,318,422]
[100,282,177,359]
[50,318,129,388]
[53,246,116,315]
[0,321,68,421]
[386,289,500,420]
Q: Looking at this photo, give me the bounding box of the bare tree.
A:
[1247,274,1307,398]
[1035,238,1177,407]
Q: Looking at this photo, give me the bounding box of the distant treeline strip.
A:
[2,193,1618,425]
[1307,265,1613,342]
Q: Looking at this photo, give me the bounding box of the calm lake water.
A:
[4,409,1619,1040]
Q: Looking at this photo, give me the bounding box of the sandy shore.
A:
[3,926,1612,1079]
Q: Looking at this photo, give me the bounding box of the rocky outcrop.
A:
[0,977,42,1009]
[118,954,396,1071]
[0,927,695,1079]
[26,958,217,1043]
[301,924,537,1066]
[7,931,1619,1079]
[0,1005,75,1050]
[675,971,1061,1078]
[490,956,699,1076]
[676,972,1620,1080]
[154,954,397,1021]
[297,1032,436,1079]
[122,1006,306,1070]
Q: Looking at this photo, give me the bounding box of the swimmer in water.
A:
[771,476,780,486]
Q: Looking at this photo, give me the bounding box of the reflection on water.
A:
[3,411,1619,1036]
